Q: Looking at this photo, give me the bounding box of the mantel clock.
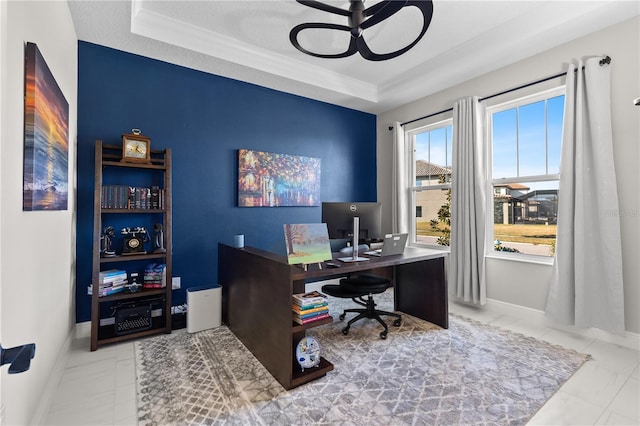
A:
[121,130,150,163]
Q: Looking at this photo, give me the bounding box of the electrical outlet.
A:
[172,276,181,289]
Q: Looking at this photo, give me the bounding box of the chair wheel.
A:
[394,318,402,327]
[380,331,387,339]
[339,313,346,321]
[342,327,349,335]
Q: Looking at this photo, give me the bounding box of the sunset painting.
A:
[238,149,320,207]
[23,42,69,211]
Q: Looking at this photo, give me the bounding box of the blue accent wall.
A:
[76,42,377,323]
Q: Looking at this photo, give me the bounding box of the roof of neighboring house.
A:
[416,160,451,178]
[494,183,530,190]
[515,189,559,201]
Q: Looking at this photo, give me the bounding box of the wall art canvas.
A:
[284,223,332,265]
[23,42,69,211]
[238,149,320,207]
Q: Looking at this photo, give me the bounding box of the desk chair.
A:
[321,274,402,339]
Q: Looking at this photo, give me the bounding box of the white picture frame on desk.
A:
[283,223,332,265]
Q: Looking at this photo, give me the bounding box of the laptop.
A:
[364,233,408,257]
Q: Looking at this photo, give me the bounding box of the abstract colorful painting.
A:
[23,42,69,211]
[284,223,332,265]
[238,149,320,207]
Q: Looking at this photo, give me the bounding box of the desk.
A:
[218,243,448,390]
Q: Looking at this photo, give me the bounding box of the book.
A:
[144,263,166,288]
[88,284,126,297]
[99,278,128,288]
[98,284,125,297]
[101,185,135,209]
[128,186,136,209]
[99,269,125,277]
[99,269,127,284]
[292,303,328,315]
[99,275,127,285]
[292,300,328,309]
[150,186,160,209]
[143,283,163,289]
[293,312,330,325]
[293,291,327,307]
[297,309,329,320]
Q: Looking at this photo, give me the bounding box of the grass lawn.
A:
[417,222,557,246]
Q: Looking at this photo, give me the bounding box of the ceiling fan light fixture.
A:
[290,0,434,61]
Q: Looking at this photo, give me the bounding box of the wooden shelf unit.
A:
[90,140,173,351]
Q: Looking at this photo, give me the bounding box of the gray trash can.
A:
[187,284,222,333]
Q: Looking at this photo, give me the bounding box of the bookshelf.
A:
[90,140,172,351]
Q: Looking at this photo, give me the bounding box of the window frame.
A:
[485,85,565,262]
[405,116,454,250]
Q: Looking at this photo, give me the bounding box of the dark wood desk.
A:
[218,243,448,390]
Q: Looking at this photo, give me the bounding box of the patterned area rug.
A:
[136,290,588,425]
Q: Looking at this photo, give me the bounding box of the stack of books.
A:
[89,269,127,297]
[292,291,329,325]
[143,263,166,289]
[101,185,166,210]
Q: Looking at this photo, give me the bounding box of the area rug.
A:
[135,290,588,425]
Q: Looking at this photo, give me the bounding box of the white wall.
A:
[0,1,77,424]
[377,17,640,334]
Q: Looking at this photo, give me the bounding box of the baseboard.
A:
[30,326,75,426]
[481,298,640,350]
[75,321,91,339]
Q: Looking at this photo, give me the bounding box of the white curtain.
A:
[545,57,625,334]
[392,122,409,234]
[451,97,487,305]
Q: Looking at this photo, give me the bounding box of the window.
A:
[407,120,453,247]
[487,87,565,257]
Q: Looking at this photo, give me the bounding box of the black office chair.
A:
[321,274,402,339]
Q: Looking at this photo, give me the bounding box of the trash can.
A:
[187,284,222,333]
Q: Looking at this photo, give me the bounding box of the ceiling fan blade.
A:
[356,1,434,61]
[296,0,351,17]
[290,22,357,59]
[361,1,407,30]
[355,36,383,61]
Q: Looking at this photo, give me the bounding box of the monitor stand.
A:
[337,216,370,263]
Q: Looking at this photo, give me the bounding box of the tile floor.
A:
[43,303,639,425]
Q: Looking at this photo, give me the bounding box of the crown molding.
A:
[130,0,378,104]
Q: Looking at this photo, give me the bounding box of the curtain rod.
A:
[394,55,611,129]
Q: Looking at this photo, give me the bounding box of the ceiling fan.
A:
[290,0,434,61]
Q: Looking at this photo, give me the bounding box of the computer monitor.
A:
[322,202,382,243]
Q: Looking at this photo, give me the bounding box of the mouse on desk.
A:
[325,262,340,268]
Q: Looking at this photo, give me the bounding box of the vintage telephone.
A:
[153,223,166,253]
[121,226,149,254]
[100,226,116,257]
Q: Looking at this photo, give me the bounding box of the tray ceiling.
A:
[68,0,639,114]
